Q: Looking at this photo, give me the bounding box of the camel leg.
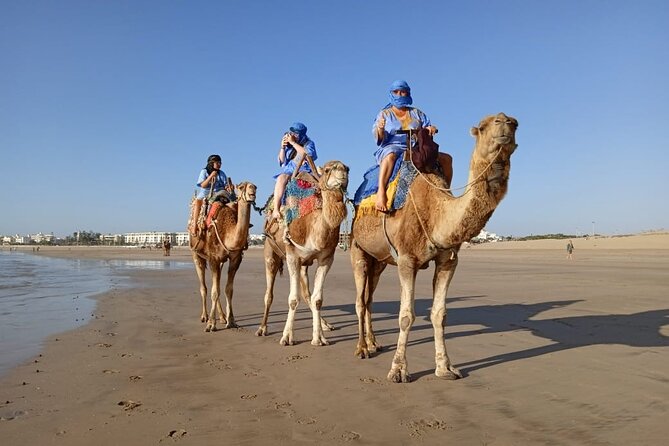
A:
[257,246,281,336]
[299,266,334,332]
[387,259,417,383]
[205,260,224,332]
[364,259,387,353]
[351,242,370,357]
[351,243,386,358]
[192,252,209,323]
[432,251,462,380]
[279,251,301,346]
[223,254,242,328]
[308,257,333,346]
[214,261,227,325]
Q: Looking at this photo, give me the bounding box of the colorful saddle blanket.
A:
[353,159,419,216]
[283,178,322,226]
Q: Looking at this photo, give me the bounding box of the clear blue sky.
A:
[1,0,667,237]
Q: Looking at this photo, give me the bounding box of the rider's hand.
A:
[377,115,386,131]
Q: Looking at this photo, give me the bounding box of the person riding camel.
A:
[373,80,451,212]
[271,122,318,220]
[189,154,235,237]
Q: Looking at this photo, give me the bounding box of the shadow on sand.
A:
[322,297,669,378]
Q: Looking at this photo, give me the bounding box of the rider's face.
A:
[392,89,409,97]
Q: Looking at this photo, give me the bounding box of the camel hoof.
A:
[354,348,370,359]
[205,324,216,333]
[387,369,411,383]
[320,321,335,331]
[226,322,238,329]
[200,316,207,323]
[436,366,463,380]
[279,336,294,346]
[255,326,268,336]
[311,338,329,346]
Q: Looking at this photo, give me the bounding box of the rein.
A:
[210,190,256,255]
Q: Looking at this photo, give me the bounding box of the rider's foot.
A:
[375,192,388,212]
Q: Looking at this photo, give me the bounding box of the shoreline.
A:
[1,236,668,444]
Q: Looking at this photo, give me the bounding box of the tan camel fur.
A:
[255,230,335,337]
[259,160,349,345]
[190,181,257,332]
[350,113,518,382]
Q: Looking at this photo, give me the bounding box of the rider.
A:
[372,80,439,212]
[189,154,234,236]
[271,122,318,220]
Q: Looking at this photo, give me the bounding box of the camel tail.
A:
[278,259,284,276]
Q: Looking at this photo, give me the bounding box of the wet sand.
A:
[1,234,668,444]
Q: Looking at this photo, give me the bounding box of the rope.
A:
[406,130,504,195]
[407,187,457,259]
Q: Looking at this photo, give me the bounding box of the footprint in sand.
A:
[129,375,143,381]
[117,400,142,411]
[341,431,361,441]
[402,418,451,437]
[0,410,26,421]
[240,394,257,400]
[359,377,380,384]
[103,369,120,374]
[96,343,112,348]
[161,429,187,442]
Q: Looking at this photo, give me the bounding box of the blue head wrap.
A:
[288,122,308,144]
[385,80,413,109]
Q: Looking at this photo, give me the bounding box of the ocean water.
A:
[0,251,192,377]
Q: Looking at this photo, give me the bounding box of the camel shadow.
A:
[323,297,669,378]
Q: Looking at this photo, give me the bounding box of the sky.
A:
[1,0,668,237]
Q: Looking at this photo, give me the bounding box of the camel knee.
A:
[289,299,298,310]
[400,315,414,331]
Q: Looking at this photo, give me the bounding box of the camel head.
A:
[235,181,257,204]
[319,160,350,193]
[470,112,518,159]
[468,113,518,198]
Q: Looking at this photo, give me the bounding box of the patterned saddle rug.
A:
[283,177,322,226]
[353,159,419,217]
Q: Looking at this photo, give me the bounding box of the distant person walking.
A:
[566,239,574,260]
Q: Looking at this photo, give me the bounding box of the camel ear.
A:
[470,127,480,138]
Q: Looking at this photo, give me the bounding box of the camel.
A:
[258,160,349,346]
[350,113,518,382]
[162,238,171,256]
[190,181,257,332]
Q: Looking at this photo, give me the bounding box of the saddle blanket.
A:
[353,159,418,216]
[283,178,322,226]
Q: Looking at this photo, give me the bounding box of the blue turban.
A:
[390,80,411,93]
[289,122,308,144]
[385,80,413,109]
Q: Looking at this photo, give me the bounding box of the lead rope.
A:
[406,129,506,194]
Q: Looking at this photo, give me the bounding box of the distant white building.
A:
[175,232,189,246]
[31,232,54,243]
[122,231,190,246]
[13,234,29,244]
[100,234,125,245]
[471,229,502,243]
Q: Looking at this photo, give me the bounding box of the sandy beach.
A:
[1,233,668,445]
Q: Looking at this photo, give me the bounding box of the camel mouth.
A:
[493,136,512,144]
